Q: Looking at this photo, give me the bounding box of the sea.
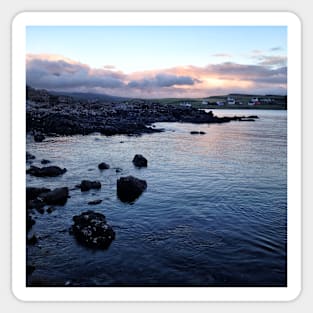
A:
[26,109,287,287]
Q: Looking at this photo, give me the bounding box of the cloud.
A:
[26,54,126,90]
[26,53,287,98]
[128,74,199,88]
[251,49,263,55]
[257,55,287,67]
[212,53,232,58]
[270,46,282,51]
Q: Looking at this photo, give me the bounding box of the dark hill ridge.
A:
[26,86,259,136]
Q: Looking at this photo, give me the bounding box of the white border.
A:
[12,11,301,302]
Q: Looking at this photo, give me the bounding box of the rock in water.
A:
[132,154,148,167]
[88,199,102,205]
[98,162,110,170]
[26,165,67,177]
[79,180,102,192]
[39,187,69,205]
[70,210,115,249]
[26,152,36,160]
[116,175,147,202]
[26,187,51,201]
[34,133,45,142]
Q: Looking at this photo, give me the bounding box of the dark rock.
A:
[26,152,36,160]
[27,198,45,211]
[190,131,206,135]
[35,205,45,214]
[34,133,45,142]
[26,187,51,201]
[117,175,147,202]
[88,199,102,205]
[70,210,115,249]
[27,213,35,232]
[39,187,69,205]
[27,264,36,276]
[132,154,148,167]
[247,115,259,119]
[115,168,123,173]
[47,207,56,214]
[27,234,38,245]
[41,159,51,164]
[98,162,110,170]
[79,180,101,192]
[26,165,67,177]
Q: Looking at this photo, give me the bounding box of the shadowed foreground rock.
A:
[117,175,147,202]
[132,154,148,168]
[39,187,69,205]
[70,210,115,249]
[26,165,67,177]
[26,187,51,202]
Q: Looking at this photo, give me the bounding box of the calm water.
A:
[26,109,287,287]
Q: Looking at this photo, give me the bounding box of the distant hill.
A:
[48,90,129,102]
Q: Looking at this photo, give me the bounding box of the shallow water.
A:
[26,109,287,286]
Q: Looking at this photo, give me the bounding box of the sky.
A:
[26,26,287,98]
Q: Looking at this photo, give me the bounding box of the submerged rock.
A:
[41,159,51,164]
[26,165,67,177]
[70,210,115,249]
[117,175,147,202]
[79,180,102,192]
[132,154,148,167]
[98,162,110,170]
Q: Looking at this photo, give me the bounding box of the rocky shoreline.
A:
[26,99,258,137]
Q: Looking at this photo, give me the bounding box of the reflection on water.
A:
[26,110,287,286]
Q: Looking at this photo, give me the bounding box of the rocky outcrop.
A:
[41,159,51,164]
[26,92,259,137]
[26,165,67,177]
[98,162,110,170]
[69,210,115,249]
[117,175,147,202]
[79,180,101,192]
[132,154,148,168]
